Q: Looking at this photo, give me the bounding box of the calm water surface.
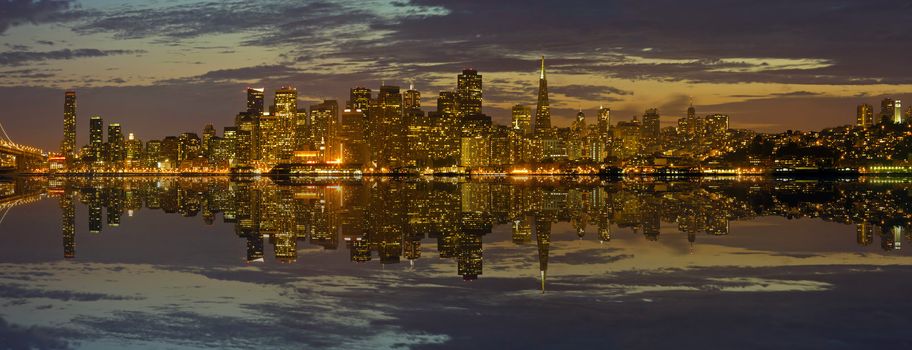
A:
[0,176,910,349]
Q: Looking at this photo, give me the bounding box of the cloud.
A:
[0,48,146,66]
[0,0,80,34]
[0,283,142,301]
[552,84,632,101]
[0,67,58,78]
[0,317,73,350]
[772,91,823,97]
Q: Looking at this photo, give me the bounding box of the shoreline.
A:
[6,172,912,179]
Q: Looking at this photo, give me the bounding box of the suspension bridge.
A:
[0,121,47,173]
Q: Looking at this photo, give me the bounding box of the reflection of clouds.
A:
[0,262,449,349]
[705,278,830,293]
[0,317,75,350]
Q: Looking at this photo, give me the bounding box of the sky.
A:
[1,0,912,150]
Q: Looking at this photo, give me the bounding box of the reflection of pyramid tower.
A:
[535,218,551,293]
[688,232,696,254]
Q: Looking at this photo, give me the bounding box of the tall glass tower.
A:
[62,91,77,159]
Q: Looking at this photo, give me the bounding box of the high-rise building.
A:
[434,92,461,164]
[145,139,162,168]
[456,69,483,116]
[62,91,77,160]
[367,85,405,168]
[260,86,297,163]
[246,88,265,115]
[202,123,216,156]
[89,116,104,162]
[107,123,125,164]
[220,127,237,166]
[880,98,897,124]
[894,99,903,124]
[460,135,490,168]
[349,87,371,110]
[567,111,588,160]
[177,132,201,162]
[125,133,143,167]
[437,92,457,116]
[704,114,729,149]
[597,106,611,136]
[534,56,551,133]
[295,108,309,151]
[641,108,661,149]
[235,113,257,167]
[856,103,874,128]
[339,109,369,165]
[403,85,421,110]
[404,105,430,167]
[678,102,704,152]
[511,104,532,135]
[309,100,340,161]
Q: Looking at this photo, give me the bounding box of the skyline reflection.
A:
[2,176,910,286]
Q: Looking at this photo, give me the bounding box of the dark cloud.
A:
[0,67,57,78]
[72,1,390,44]
[0,317,73,350]
[59,0,912,88]
[0,0,79,34]
[552,84,633,101]
[0,283,143,301]
[772,91,823,97]
[165,65,303,84]
[0,48,146,66]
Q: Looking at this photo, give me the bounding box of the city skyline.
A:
[2,1,912,150]
[24,56,908,177]
[4,2,912,349]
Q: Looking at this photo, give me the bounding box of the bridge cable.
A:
[0,207,10,227]
[0,121,12,143]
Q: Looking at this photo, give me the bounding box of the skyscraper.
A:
[880,98,897,124]
[435,92,460,163]
[235,113,256,168]
[107,123,125,164]
[534,56,551,133]
[511,104,532,135]
[456,69,483,116]
[246,88,265,115]
[597,106,611,136]
[568,110,588,160]
[309,100,340,161]
[403,85,421,110]
[62,91,77,160]
[894,99,903,124]
[641,108,661,149]
[704,114,729,149]
[125,133,143,167]
[89,116,104,162]
[368,85,405,167]
[856,103,874,128]
[349,87,371,110]
[202,123,216,156]
[339,108,369,165]
[260,86,297,163]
